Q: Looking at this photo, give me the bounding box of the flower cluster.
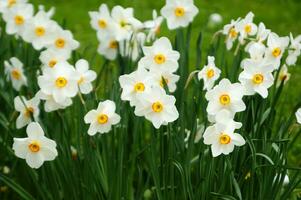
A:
[199,12,301,157]
[222,11,301,68]
[0,0,98,168]
[89,0,199,61]
[119,37,179,128]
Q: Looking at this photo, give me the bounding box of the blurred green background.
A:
[29,0,301,165]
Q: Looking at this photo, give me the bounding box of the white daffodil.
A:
[14,96,40,129]
[89,4,112,36]
[242,42,266,69]
[111,5,142,41]
[160,0,199,30]
[39,48,70,69]
[75,59,97,94]
[265,32,289,69]
[198,56,221,90]
[236,12,257,43]
[245,22,270,51]
[2,3,33,35]
[12,122,58,169]
[144,10,163,42]
[0,0,27,13]
[296,108,301,124]
[152,70,180,93]
[97,34,118,60]
[22,10,58,50]
[38,61,79,104]
[47,28,80,56]
[286,33,301,66]
[4,57,27,91]
[222,18,241,50]
[138,37,180,73]
[239,61,274,98]
[208,110,242,129]
[134,87,179,129]
[119,32,146,61]
[36,90,72,112]
[277,64,290,87]
[84,100,121,135]
[205,79,246,116]
[119,68,155,106]
[203,120,245,157]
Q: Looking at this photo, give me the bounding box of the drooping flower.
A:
[4,57,27,91]
[277,64,290,87]
[198,56,221,90]
[14,96,40,129]
[2,3,33,35]
[12,122,58,169]
[265,32,289,69]
[205,79,246,116]
[236,12,257,43]
[119,68,155,106]
[286,33,301,66]
[39,48,70,69]
[134,87,179,129]
[36,90,72,112]
[89,4,112,36]
[222,18,241,50]
[38,61,79,104]
[239,61,274,98]
[138,37,180,73]
[144,10,163,42]
[160,0,199,30]
[84,100,121,135]
[296,108,301,124]
[97,34,118,60]
[203,119,245,157]
[22,10,58,50]
[75,59,97,94]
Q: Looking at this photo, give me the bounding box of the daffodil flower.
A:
[160,0,199,30]
[84,100,121,135]
[4,57,27,91]
[12,122,58,169]
[198,56,221,90]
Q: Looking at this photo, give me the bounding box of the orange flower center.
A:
[219,94,231,105]
[219,133,231,144]
[55,77,68,88]
[97,114,108,124]
[174,7,185,17]
[11,69,21,80]
[28,141,40,153]
[14,15,24,25]
[152,101,163,113]
[55,38,65,48]
[252,74,264,84]
[35,26,45,36]
[134,82,145,92]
